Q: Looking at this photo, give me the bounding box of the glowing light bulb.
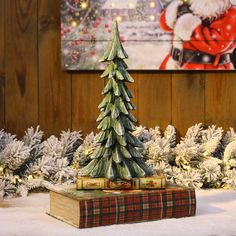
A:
[203,151,208,157]
[81,2,88,9]
[116,16,122,22]
[84,149,90,155]
[13,175,21,184]
[71,21,77,27]
[150,1,156,8]
[28,175,33,180]
[129,2,134,8]
[84,149,93,155]
[149,15,155,21]
[0,166,3,172]
[111,2,116,7]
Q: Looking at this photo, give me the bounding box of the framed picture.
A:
[61,0,236,70]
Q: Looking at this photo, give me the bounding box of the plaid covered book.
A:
[76,174,166,190]
[49,185,196,228]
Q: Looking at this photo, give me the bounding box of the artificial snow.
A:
[0,190,236,236]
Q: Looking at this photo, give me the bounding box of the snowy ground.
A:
[0,190,236,236]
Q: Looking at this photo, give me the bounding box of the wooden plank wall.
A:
[5,0,38,135]
[0,0,5,129]
[0,0,236,138]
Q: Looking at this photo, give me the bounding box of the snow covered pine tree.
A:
[80,21,153,180]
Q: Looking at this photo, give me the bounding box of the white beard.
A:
[189,0,231,19]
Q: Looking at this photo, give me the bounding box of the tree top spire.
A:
[100,20,128,62]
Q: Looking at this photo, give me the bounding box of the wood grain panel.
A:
[5,0,38,137]
[172,73,205,137]
[138,72,171,131]
[2,0,236,137]
[72,72,104,135]
[38,0,72,137]
[0,0,5,129]
[205,73,236,130]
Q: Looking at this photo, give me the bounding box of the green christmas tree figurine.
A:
[80,21,153,180]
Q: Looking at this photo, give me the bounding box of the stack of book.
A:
[49,174,196,228]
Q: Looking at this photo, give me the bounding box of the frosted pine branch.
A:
[22,126,44,152]
[223,140,236,169]
[0,174,25,198]
[200,159,223,187]
[0,130,16,152]
[60,130,83,164]
[133,126,152,143]
[73,132,98,168]
[200,125,224,143]
[0,141,30,172]
[184,123,203,142]
[222,169,236,190]
[222,128,236,147]
[164,125,176,148]
[149,126,162,141]
[172,167,203,189]
[145,137,173,164]
[175,139,203,169]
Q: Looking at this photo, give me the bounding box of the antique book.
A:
[49,185,196,228]
[76,174,166,190]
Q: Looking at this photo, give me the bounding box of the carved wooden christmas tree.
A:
[80,21,153,180]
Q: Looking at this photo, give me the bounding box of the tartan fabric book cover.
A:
[49,185,196,228]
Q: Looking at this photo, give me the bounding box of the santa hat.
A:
[165,0,231,41]
[189,0,231,19]
[165,0,183,29]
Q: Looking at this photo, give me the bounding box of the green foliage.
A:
[80,21,153,180]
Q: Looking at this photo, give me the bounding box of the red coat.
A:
[160,6,236,70]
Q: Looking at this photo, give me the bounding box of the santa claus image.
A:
[160,0,236,70]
